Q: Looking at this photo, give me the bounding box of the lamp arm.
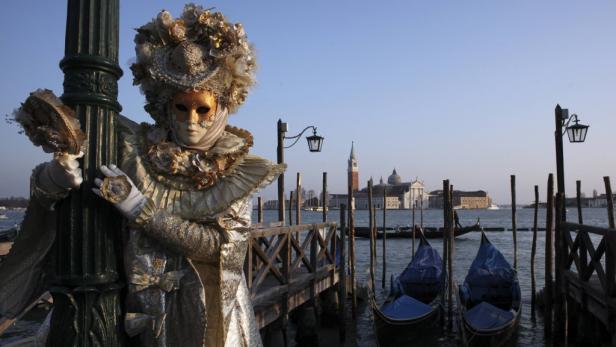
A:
[283,125,317,149]
[561,114,579,136]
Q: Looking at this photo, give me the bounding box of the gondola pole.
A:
[545,173,554,336]
[576,180,587,280]
[382,185,387,288]
[448,184,454,331]
[412,200,416,257]
[531,185,539,312]
[258,196,263,224]
[368,180,375,291]
[338,204,346,342]
[347,170,357,318]
[440,180,449,328]
[511,175,518,270]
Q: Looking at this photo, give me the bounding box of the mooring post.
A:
[511,175,518,270]
[289,191,294,226]
[545,173,555,336]
[604,177,615,298]
[347,172,356,318]
[258,196,263,224]
[382,185,387,288]
[48,1,125,345]
[296,172,302,226]
[338,204,347,342]
[441,179,449,328]
[577,180,587,276]
[420,193,424,228]
[322,172,328,223]
[368,180,375,290]
[531,185,539,311]
[412,200,416,257]
[448,184,454,331]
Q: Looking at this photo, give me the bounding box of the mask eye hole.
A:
[175,104,188,112]
[196,106,211,115]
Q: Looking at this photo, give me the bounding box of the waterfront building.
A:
[429,190,492,209]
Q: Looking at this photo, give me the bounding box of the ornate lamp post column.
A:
[48,0,125,345]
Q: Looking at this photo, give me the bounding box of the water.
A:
[258,207,611,346]
[1,207,611,345]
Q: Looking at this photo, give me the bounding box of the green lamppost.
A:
[48,0,125,345]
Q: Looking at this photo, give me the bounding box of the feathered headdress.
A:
[131,4,256,125]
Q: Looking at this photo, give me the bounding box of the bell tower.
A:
[348,142,359,192]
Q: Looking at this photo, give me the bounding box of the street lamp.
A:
[277,119,324,223]
[554,105,590,220]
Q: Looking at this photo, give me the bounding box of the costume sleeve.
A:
[140,208,224,263]
[0,165,59,318]
[30,163,71,210]
[136,198,252,263]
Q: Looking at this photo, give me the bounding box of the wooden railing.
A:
[245,222,341,329]
[562,222,616,297]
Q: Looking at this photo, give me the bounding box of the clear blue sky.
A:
[1,1,615,204]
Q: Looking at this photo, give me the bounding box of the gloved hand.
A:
[92,164,147,221]
[38,151,84,194]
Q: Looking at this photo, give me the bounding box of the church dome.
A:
[387,169,402,185]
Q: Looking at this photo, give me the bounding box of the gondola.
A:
[370,231,444,346]
[457,232,521,346]
[354,220,481,239]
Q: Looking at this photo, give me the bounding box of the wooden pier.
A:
[245,221,345,333]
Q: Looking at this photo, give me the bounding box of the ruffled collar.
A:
[143,124,253,190]
[119,117,285,220]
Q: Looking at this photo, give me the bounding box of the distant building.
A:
[429,190,492,209]
[348,142,359,192]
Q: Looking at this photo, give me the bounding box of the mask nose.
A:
[187,109,200,123]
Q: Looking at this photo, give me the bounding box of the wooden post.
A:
[323,172,328,223]
[296,172,302,225]
[368,180,375,290]
[338,204,347,342]
[347,171,356,318]
[511,175,518,270]
[277,119,286,224]
[420,193,424,228]
[289,191,294,226]
[441,180,449,327]
[545,173,554,336]
[605,176,615,229]
[531,185,539,310]
[382,185,387,288]
[412,200,416,257]
[577,180,587,277]
[576,180,583,224]
[448,184,454,330]
[258,196,263,224]
[604,176,615,297]
[554,192,566,339]
[280,225,291,346]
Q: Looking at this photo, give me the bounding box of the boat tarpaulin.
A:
[380,295,433,320]
[398,240,443,303]
[461,238,519,309]
[463,301,514,331]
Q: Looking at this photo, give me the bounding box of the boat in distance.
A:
[354,220,481,239]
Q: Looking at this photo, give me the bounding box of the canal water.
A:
[0,207,611,346]
[259,207,610,346]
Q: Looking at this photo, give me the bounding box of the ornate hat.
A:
[131,4,256,124]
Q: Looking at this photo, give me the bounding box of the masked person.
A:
[0,5,283,347]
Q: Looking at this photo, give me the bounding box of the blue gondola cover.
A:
[380,295,433,320]
[398,240,443,303]
[461,237,518,310]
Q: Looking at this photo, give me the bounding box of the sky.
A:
[0,1,615,204]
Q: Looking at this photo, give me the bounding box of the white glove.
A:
[38,151,84,194]
[92,164,147,221]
